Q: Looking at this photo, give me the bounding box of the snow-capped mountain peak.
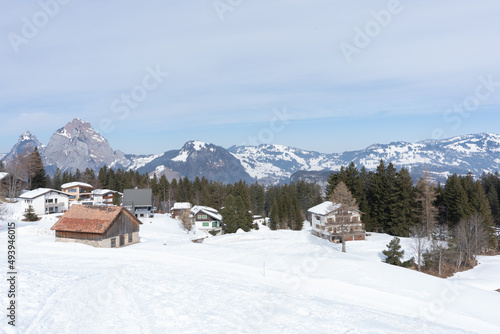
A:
[1,131,43,166]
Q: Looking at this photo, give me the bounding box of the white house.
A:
[19,188,71,216]
[92,189,121,206]
[308,201,365,243]
[191,205,223,234]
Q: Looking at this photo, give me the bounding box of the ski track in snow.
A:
[0,207,499,333]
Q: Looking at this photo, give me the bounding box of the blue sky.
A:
[1,0,499,155]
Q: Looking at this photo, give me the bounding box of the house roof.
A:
[172,202,192,210]
[19,188,71,200]
[51,205,142,234]
[93,189,121,196]
[308,201,342,216]
[61,182,93,189]
[308,201,362,216]
[123,189,153,206]
[0,172,9,181]
[191,205,223,221]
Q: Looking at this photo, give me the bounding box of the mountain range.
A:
[2,118,500,184]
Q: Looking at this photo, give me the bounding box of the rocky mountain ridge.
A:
[2,118,500,184]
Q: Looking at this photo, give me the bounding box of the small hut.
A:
[51,205,142,248]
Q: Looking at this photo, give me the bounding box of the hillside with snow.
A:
[1,201,499,333]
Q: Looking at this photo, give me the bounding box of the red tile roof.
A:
[51,205,141,234]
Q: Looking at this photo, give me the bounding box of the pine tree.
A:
[389,168,417,237]
[382,237,414,268]
[23,205,38,221]
[269,199,280,230]
[52,168,62,190]
[221,195,238,233]
[368,160,390,232]
[29,147,46,189]
[443,174,469,228]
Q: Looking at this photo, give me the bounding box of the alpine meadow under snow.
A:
[0,201,499,333]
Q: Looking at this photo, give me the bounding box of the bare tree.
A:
[4,154,30,199]
[410,223,428,271]
[181,210,193,232]
[416,168,438,238]
[454,214,489,270]
[329,181,358,253]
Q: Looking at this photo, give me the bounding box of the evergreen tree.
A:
[368,160,391,232]
[249,182,265,216]
[221,195,238,233]
[389,168,417,237]
[23,205,39,221]
[29,147,46,189]
[382,237,414,268]
[52,168,62,190]
[269,199,280,230]
[443,174,469,228]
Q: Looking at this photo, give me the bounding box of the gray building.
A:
[122,188,154,218]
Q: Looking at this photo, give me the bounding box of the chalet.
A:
[171,202,192,219]
[122,188,154,218]
[191,205,223,235]
[308,201,365,243]
[61,182,94,202]
[19,188,71,215]
[93,189,121,206]
[50,205,142,248]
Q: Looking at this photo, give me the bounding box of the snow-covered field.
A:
[1,202,499,333]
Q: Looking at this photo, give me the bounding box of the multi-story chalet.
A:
[191,205,223,235]
[19,188,71,215]
[308,201,365,243]
[61,182,94,202]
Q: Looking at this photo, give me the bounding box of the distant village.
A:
[1,147,500,279]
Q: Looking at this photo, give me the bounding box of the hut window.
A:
[111,238,116,247]
[128,233,132,243]
[202,222,209,227]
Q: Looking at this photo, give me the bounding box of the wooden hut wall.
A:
[102,212,139,239]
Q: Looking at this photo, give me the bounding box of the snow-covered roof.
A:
[19,188,70,199]
[0,172,9,181]
[172,202,192,210]
[93,189,120,196]
[61,182,93,189]
[308,201,342,216]
[191,205,223,221]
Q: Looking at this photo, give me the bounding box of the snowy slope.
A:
[1,202,499,333]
